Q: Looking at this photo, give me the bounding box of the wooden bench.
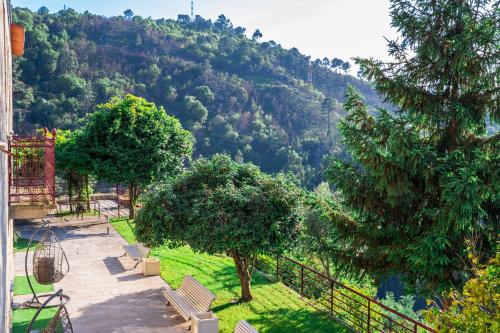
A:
[162,275,216,321]
[121,242,150,268]
[234,320,258,333]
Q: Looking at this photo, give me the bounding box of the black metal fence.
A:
[256,256,435,333]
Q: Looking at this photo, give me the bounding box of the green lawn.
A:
[54,209,100,218]
[13,238,37,253]
[111,219,348,333]
[14,275,54,296]
[12,308,57,333]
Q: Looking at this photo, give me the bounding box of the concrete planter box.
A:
[9,204,53,219]
[142,258,160,276]
[192,312,218,333]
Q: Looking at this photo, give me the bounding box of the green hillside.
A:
[12,7,384,187]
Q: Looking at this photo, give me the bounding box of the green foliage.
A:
[180,95,208,130]
[135,154,303,300]
[379,292,423,322]
[12,7,385,188]
[326,0,499,292]
[55,129,94,208]
[424,249,500,332]
[294,183,351,279]
[81,94,192,217]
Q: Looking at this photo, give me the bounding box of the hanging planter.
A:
[10,23,25,56]
[24,222,71,308]
[32,228,69,284]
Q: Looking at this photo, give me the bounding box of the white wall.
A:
[0,0,13,331]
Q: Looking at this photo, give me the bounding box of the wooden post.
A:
[276,257,279,281]
[367,299,371,333]
[116,184,120,217]
[300,265,304,296]
[330,280,334,316]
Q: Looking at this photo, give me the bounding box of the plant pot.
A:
[192,312,218,333]
[10,23,25,56]
[142,258,160,276]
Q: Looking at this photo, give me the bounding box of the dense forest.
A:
[12,7,384,187]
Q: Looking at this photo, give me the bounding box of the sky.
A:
[12,0,400,68]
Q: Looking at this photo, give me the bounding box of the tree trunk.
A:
[128,183,137,219]
[231,251,253,302]
[85,174,91,211]
[67,176,73,213]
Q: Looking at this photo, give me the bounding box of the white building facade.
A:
[0,0,13,331]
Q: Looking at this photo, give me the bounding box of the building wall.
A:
[0,0,13,332]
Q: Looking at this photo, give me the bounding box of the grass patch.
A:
[14,275,54,296]
[110,218,136,243]
[111,219,348,333]
[12,308,57,333]
[14,238,37,253]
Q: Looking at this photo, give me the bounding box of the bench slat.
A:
[122,245,142,259]
[122,242,150,261]
[163,289,197,321]
[234,320,258,333]
[163,276,216,321]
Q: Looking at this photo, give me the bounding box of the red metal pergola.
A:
[8,129,56,205]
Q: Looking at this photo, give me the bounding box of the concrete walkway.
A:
[15,219,186,333]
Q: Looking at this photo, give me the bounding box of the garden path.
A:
[14,219,186,333]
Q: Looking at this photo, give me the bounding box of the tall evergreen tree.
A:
[327,0,499,292]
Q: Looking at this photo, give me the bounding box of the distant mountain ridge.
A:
[13,7,384,187]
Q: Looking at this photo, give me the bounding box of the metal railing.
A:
[56,197,101,219]
[256,256,435,333]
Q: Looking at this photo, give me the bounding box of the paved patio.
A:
[15,219,186,333]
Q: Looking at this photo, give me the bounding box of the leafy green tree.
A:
[341,61,351,75]
[327,0,499,292]
[135,154,303,301]
[214,14,232,31]
[296,183,351,279]
[252,29,263,41]
[37,6,49,15]
[322,57,330,68]
[321,97,335,139]
[123,9,134,20]
[82,94,192,218]
[424,247,499,332]
[55,129,94,211]
[193,85,214,105]
[177,14,191,24]
[180,95,208,130]
[330,58,343,72]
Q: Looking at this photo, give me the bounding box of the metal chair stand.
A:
[24,221,71,308]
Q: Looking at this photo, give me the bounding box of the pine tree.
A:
[327,0,499,292]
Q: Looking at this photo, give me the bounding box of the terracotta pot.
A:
[10,23,25,56]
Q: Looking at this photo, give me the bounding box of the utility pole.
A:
[191,0,194,19]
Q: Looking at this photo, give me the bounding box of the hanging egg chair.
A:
[25,221,70,307]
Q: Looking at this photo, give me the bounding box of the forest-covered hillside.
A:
[12,7,384,187]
